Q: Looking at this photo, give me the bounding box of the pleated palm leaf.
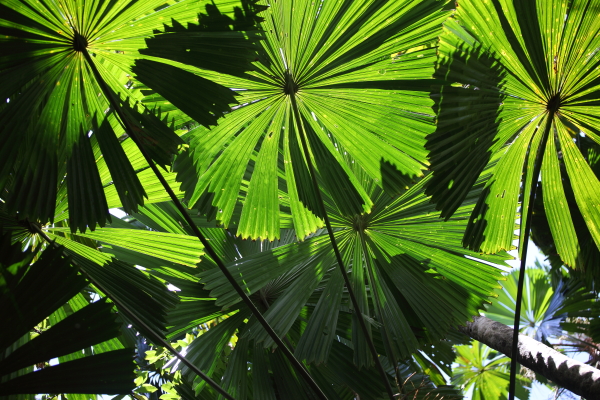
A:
[484,263,582,344]
[0,229,134,397]
[171,0,451,241]
[0,202,182,345]
[455,261,594,399]
[425,0,600,271]
[1,202,252,397]
[65,172,505,398]
[486,262,600,396]
[0,0,261,233]
[452,341,530,400]
[168,173,510,397]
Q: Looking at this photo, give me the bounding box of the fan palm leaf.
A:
[483,263,585,344]
[425,0,600,269]
[172,0,451,241]
[0,201,182,336]
[0,0,261,232]
[199,172,508,372]
[0,229,135,396]
[452,341,530,400]
[1,205,249,398]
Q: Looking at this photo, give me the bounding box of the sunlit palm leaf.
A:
[49,225,204,267]
[173,0,451,241]
[0,207,184,340]
[0,0,260,232]
[486,262,590,344]
[425,0,600,268]
[452,341,530,400]
[485,267,560,342]
[0,230,134,396]
[44,233,181,339]
[200,173,508,369]
[30,202,238,339]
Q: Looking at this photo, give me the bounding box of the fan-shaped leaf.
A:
[174,0,450,240]
[427,0,600,268]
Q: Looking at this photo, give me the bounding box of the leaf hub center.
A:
[17,217,42,234]
[352,214,369,232]
[546,94,562,113]
[283,70,298,95]
[73,31,88,52]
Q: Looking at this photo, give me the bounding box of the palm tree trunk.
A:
[460,316,600,400]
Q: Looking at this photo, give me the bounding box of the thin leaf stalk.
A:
[79,46,328,400]
[31,224,234,400]
[509,109,555,400]
[358,229,400,386]
[288,81,396,400]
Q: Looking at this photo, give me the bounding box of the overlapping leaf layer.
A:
[426,0,600,271]
[0,0,260,232]
[194,173,507,392]
[7,0,592,399]
[174,0,451,241]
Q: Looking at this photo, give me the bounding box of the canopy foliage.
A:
[1,0,599,399]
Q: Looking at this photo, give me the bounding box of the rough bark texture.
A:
[460,316,600,400]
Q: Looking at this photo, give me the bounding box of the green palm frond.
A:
[0,0,262,232]
[1,207,243,397]
[173,0,451,241]
[199,173,508,370]
[452,342,517,400]
[486,268,556,335]
[0,207,182,342]
[425,0,600,269]
[483,264,584,344]
[0,229,134,396]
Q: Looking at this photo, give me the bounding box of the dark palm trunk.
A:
[460,316,600,400]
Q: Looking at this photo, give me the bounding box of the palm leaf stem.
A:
[358,229,400,390]
[508,108,556,400]
[30,223,233,400]
[288,77,395,400]
[78,42,328,400]
[136,145,329,400]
